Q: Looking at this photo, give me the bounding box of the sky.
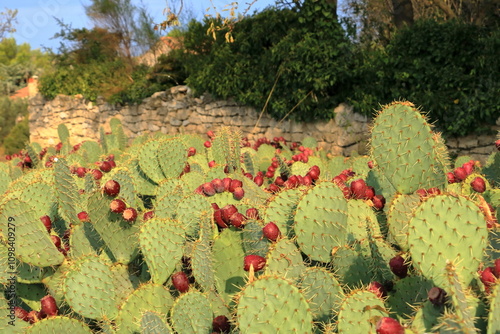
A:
[10,0,277,51]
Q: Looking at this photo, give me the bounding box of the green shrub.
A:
[3,116,29,154]
[0,96,28,145]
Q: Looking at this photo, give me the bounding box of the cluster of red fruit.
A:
[104,180,139,223]
[447,160,486,193]
[69,154,116,180]
[266,165,320,193]
[39,215,70,256]
[333,168,386,210]
[196,178,245,200]
[479,259,500,293]
[15,295,58,324]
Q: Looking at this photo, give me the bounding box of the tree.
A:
[0,8,17,41]
[84,0,160,59]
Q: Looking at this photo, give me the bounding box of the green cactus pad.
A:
[180,170,206,194]
[370,101,449,195]
[330,244,372,288]
[488,282,500,334]
[158,137,187,178]
[483,152,500,187]
[386,193,420,251]
[386,276,434,318]
[105,167,139,208]
[410,300,443,333]
[191,227,216,292]
[264,187,304,238]
[138,140,164,184]
[170,290,213,334]
[139,217,185,284]
[264,237,306,281]
[346,199,382,243]
[63,254,120,320]
[336,289,389,333]
[241,219,268,258]
[68,221,105,259]
[25,316,93,334]
[16,283,47,311]
[0,199,64,267]
[235,276,314,333]
[293,181,348,262]
[141,311,173,334]
[299,266,344,323]
[212,228,247,305]
[115,283,174,334]
[175,193,212,238]
[408,194,488,290]
[54,158,80,226]
[211,127,242,171]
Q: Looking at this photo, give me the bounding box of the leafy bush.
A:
[0,96,28,145]
[3,116,29,154]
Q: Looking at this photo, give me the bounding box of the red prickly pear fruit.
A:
[307,165,320,180]
[244,172,253,180]
[211,203,220,210]
[426,187,441,196]
[254,175,264,186]
[202,182,216,196]
[368,160,374,169]
[40,215,52,232]
[208,160,216,168]
[286,175,300,188]
[15,306,30,322]
[496,139,500,151]
[229,212,246,228]
[187,147,196,157]
[221,205,238,224]
[103,180,120,197]
[91,169,103,180]
[364,186,375,200]
[246,208,260,220]
[214,209,228,228]
[211,178,225,193]
[480,267,497,291]
[50,235,62,248]
[268,184,280,193]
[453,167,467,181]
[274,176,285,187]
[229,179,243,193]
[77,211,89,222]
[99,161,113,172]
[350,179,367,199]
[302,175,313,186]
[244,254,266,272]
[372,195,386,210]
[40,295,58,317]
[110,199,127,213]
[122,208,138,223]
[222,178,232,191]
[232,187,245,200]
[204,140,212,148]
[389,255,408,278]
[26,310,41,324]
[207,130,215,138]
[172,271,190,293]
[262,222,281,241]
[75,167,87,178]
[470,177,486,193]
[428,286,446,306]
[183,163,190,174]
[494,258,500,278]
[212,315,231,333]
[447,172,456,184]
[462,161,474,175]
[376,317,405,334]
[368,281,387,298]
[143,211,154,221]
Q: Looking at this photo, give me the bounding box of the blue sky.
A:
[10,0,277,51]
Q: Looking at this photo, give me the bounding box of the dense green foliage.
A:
[0,96,28,147]
[3,116,29,154]
[170,3,499,137]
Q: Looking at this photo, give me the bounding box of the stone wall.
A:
[29,85,498,162]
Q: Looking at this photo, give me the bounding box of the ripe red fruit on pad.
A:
[202,182,216,196]
[40,215,52,232]
[376,317,405,334]
[480,266,497,292]
[143,211,154,221]
[372,195,386,211]
[122,207,138,223]
[26,310,40,324]
[350,179,367,199]
[244,255,266,272]
[470,177,486,193]
[172,271,190,293]
[246,208,260,220]
[50,235,62,248]
[75,167,87,178]
[99,161,113,172]
[187,147,196,157]
[207,130,215,138]
[254,175,264,186]
[78,211,89,222]
[496,139,500,151]
[40,295,58,317]
[221,205,238,224]
[214,209,228,228]
[389,255,408,278]
[15,306,30,322]
[208,160,216,168]
[110,199,127,213]
[212,315,231,333]
[447,172,456,184]
[453,167,467,181]
[91,169,103,180]
[229,212,246,228]
[307,165,320,180]
[428,286,446,306]
[103,180,121,197]
[229,179,243,193]
[204,140,212,148]
[262,222,281,241]
[232,187,245,200]
[367,281,387,298]
[211,178,225,193]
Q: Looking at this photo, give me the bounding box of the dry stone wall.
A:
[29,85,498,162]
